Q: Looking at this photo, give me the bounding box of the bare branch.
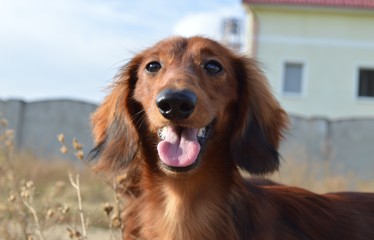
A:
[68,172,88,240]
[22,200,45,240]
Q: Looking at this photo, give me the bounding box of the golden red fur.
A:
[90,36,374,240]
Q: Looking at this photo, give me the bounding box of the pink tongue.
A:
[157,126,201,167]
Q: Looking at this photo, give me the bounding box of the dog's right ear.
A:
[230,57,288,175]
[89,56,143,175]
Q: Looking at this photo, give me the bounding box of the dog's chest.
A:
[140,189,234,240]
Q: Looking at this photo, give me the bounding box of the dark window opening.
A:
[358,68,374,98]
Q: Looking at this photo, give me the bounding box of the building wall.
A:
[246,6,374,118]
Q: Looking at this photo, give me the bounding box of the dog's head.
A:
[90,36,288,176]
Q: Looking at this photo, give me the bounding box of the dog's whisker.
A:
[133,109,153,130]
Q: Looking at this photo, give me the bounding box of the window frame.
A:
[281,60,307,98]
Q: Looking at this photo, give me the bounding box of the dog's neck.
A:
[138,154,244,239]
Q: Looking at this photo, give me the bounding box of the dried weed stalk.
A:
[68,172,88,240]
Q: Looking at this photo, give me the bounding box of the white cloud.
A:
[173,4,246,41]
[173,12,222,39]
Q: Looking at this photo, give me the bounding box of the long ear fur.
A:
[89,56,143,174]
[231,57,288,175]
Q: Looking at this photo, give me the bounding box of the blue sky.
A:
[0,0,246,103]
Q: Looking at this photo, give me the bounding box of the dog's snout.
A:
[156,89,197,120]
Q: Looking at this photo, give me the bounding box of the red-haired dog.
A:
[90,36,374,239]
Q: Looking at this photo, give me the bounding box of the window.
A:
[358,68,374,98]
[283,63,304,95]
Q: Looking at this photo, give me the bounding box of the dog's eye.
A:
[146,61,162,73]
[204,60,223,74]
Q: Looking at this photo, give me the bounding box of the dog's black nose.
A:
[156,89,197,120]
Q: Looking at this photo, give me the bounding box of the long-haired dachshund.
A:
[90,36,374,240]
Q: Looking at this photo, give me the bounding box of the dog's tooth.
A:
[197,129,202,137]
[197,127,205,137]
[158,127,168,140]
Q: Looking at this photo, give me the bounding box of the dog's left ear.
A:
[89,55,143,175]
[231,57,288,175]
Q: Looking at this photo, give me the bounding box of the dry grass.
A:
[270,159,374,193]
[0,153,122,240]
[0,115,121,240]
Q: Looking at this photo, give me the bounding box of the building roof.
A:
[243,0,374,9]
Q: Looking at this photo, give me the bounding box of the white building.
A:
[242,0,374,118]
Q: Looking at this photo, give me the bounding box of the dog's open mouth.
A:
[157,124,213,171]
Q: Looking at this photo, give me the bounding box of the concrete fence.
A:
[0,99,96,159]
[1,99,373,178]
[281,116,374,179]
